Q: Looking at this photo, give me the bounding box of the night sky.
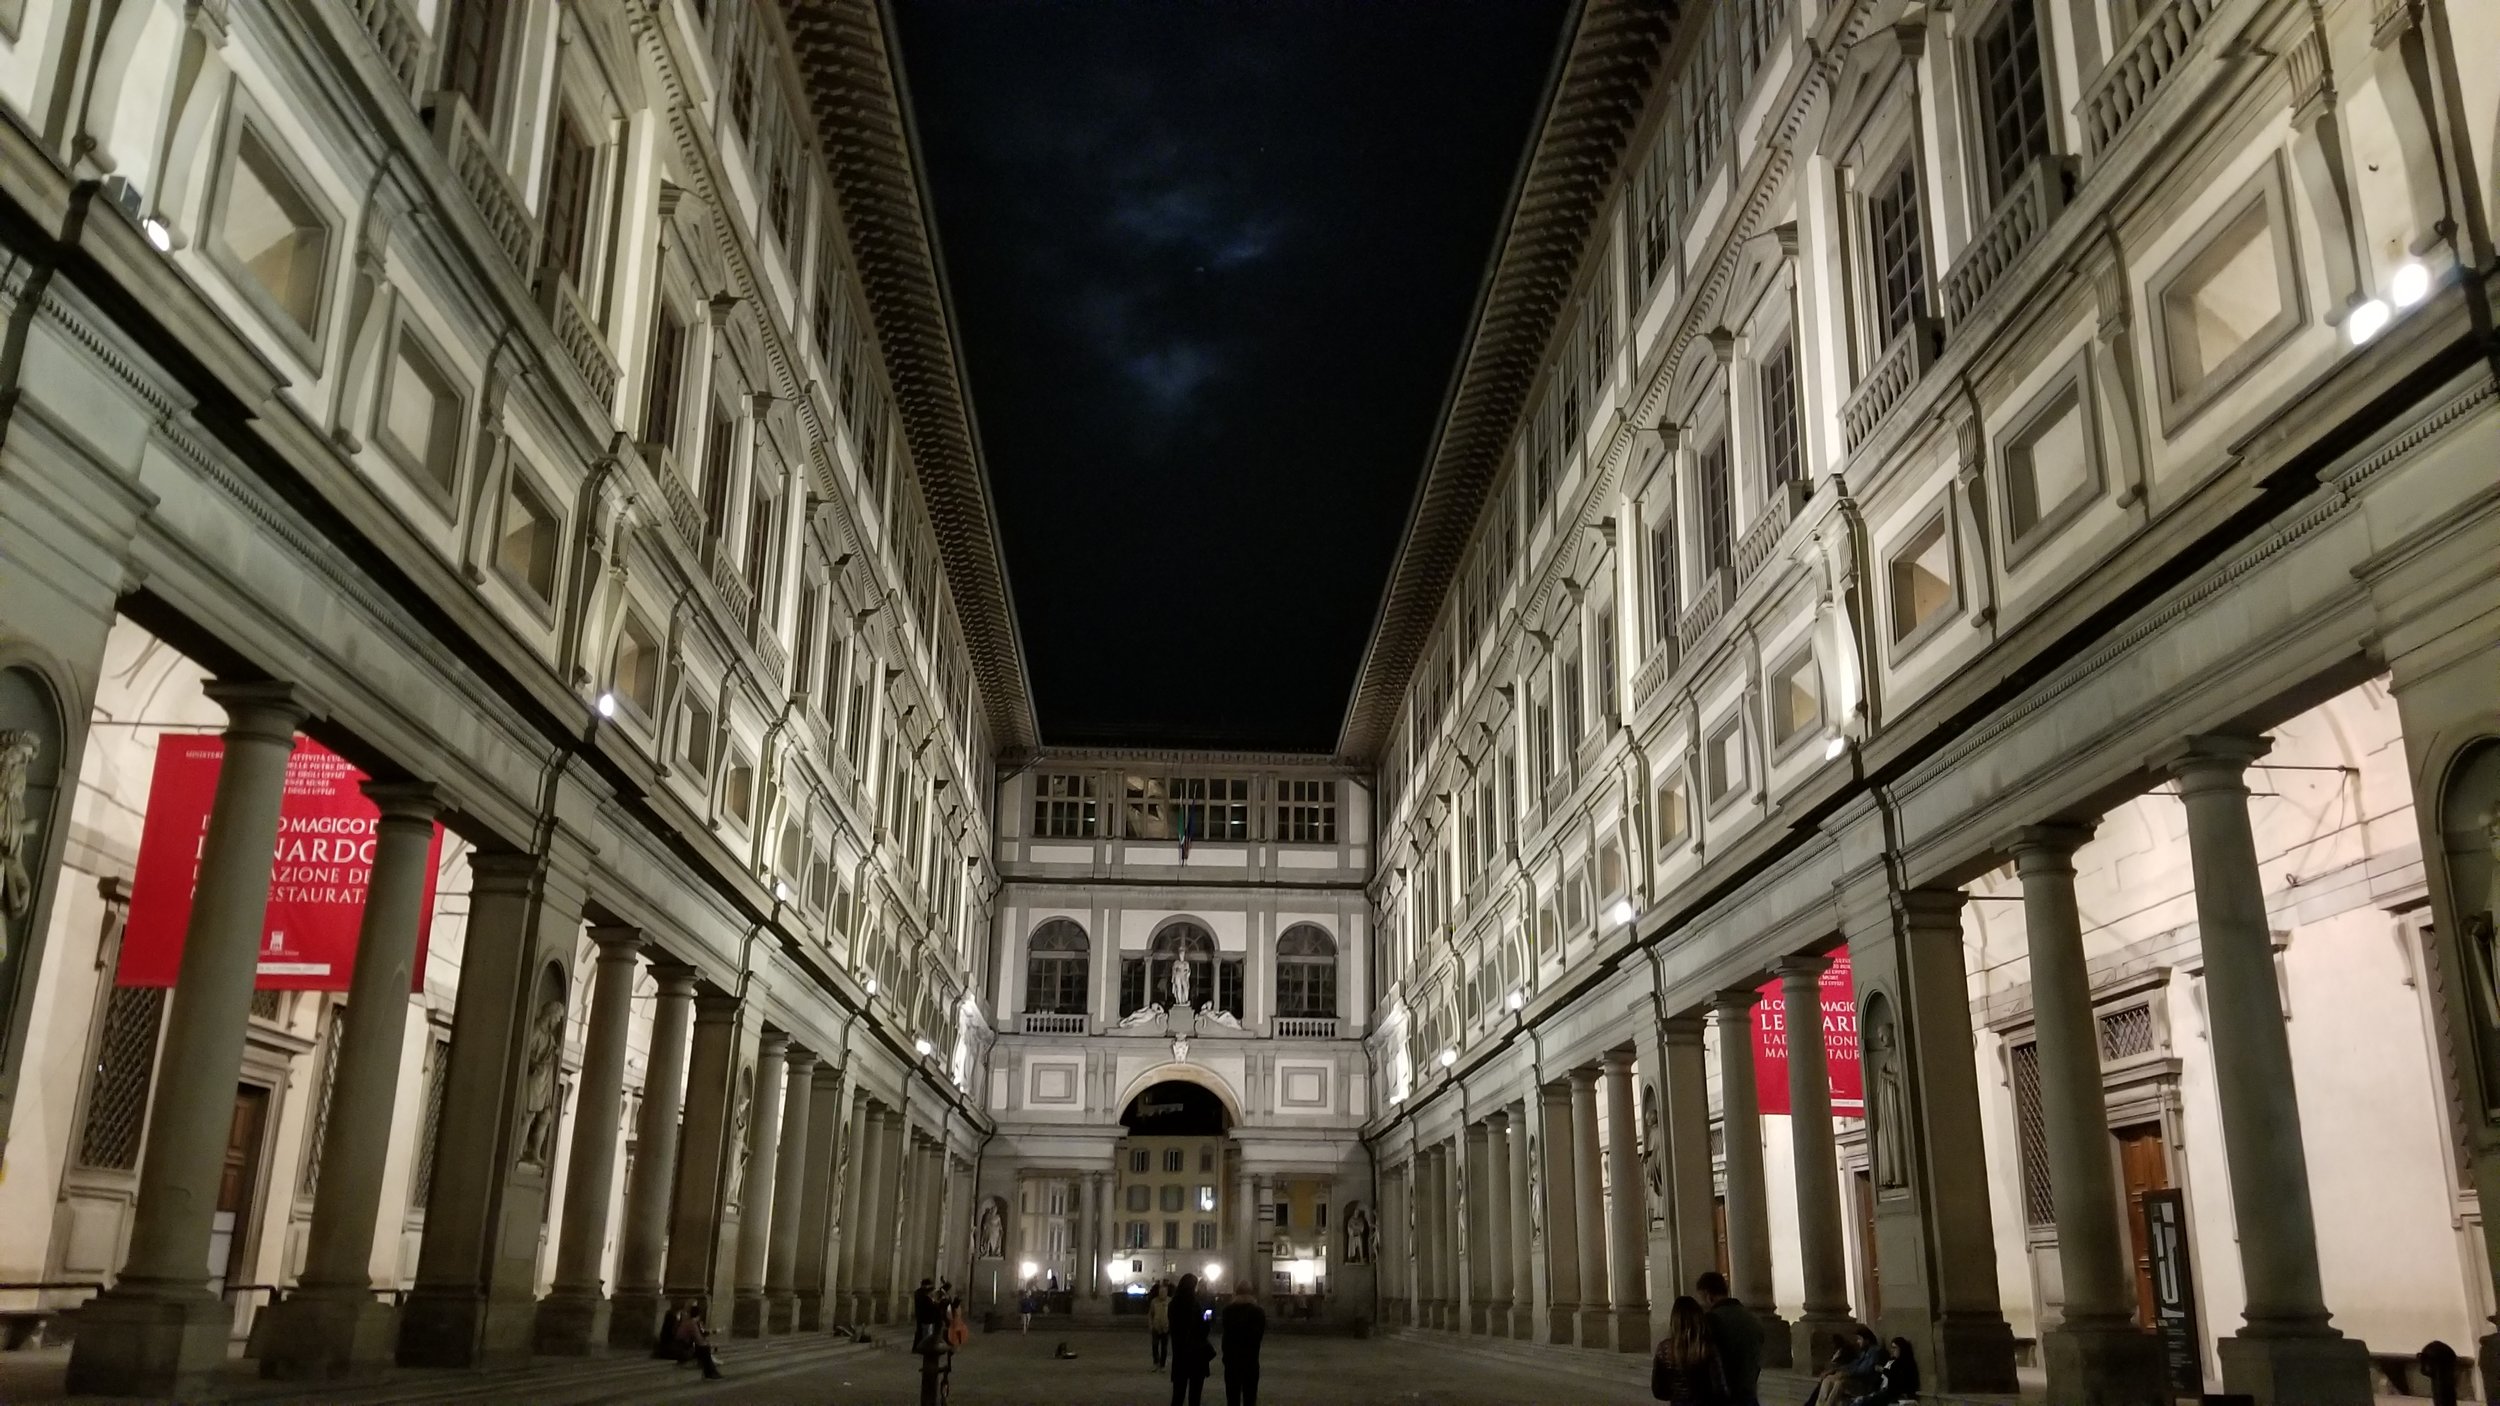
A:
[891,0,1571,752]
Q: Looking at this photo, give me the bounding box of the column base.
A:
[607,1289,669,1351]
[66,1285,233,1397]
[396,1285,535,1369]
[2218,1329,2374,1406]
[1576,1306,1615,1351]
[730,1288,769,1338]
[797,1291,825,1332]
[2040,1318,2169,1406]
[1924,1309,2021,1393]
[1751,1305,1794,1368]
[1467,1302,1489,1334]
[766,1290,798,1335]
[1546,1304,1577,1345]
[1792,1309,1859,1369]
[533,1289,613,1356]
[1612,1306,1651,1354]
[257,1288,400,1381]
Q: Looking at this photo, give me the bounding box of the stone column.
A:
[70,684,305,1398]
[731,1032,789,1336]
[1878,889,2021,1390]
[1603,1050,1650,1353]
[794,1061,846,1330]
[1506,1101,1534,1340]
[840,1099,887,1323]
[1570,1067,1613,1350]
[398,846,592,1369]
[1485,1112,1514,1337]
[610,963,697,1347]
[663,992,750,1316]
[764,1048,819,1333]
[872,1108,909,1319]
[257,781,441,1381]
[1464,1122,1491,1332]
[2011,824,2167,1401]
[1539,1081,1581,1344]
[1779,956,1854,1364]
[1659,1017,1718,1295]
[1411,1154,1438,1326]
[535,926,646,1353]
[1711,988,1791,1365]
[1077,1166,1099,1298]
[2167,738,2374,1403]
[1253,1170,1277,1305]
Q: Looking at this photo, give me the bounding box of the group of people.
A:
[652,1301,724,1380]
[912,1278,971,1354]
[1650,1272,1916,1406]
[1142,1275,1266,1406]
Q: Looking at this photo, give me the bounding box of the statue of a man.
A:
[1170,956,1191,1009]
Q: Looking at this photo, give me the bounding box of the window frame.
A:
[371,312,468,513]
[204,101,340,367]
[1885,502,1962,657]
[2147,161,2304,436]
[1766,642,1824,757]
[1960,0,2059,210]
[1996,353,2104,566]
[1703,710,1749,814]
[491,457,566,615]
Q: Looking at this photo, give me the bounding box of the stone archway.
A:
[1115,1062,1246,1128]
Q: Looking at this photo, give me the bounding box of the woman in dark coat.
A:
[1167,1273,1214,1406]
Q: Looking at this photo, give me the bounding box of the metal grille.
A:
[410,1034,451,1211]
[2009,1040,2055,1227]
[77,986,166,1171]
[2098,1004,2156,1061]
[249,989,284,1021]
[300,1007,346,1198]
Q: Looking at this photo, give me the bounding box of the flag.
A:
[1177,803,1192,862]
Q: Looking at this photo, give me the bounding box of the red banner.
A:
[118,734,442,991]
[1752,948,1862,1116]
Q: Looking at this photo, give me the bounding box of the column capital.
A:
[1710,987,1762,1020]
[361,779,444,824]
[785,1046,821,1074]
[587,923,645,956]
[202,679,309,742]
[2158,732,2271,787]
[1602,1048,1638,1076]
[1661,1013,1708,1045]
[2007,821,2096,869]
[1567,1064,1601,1090]
[1485,1108,1509,1132]
[757,1030,791,1059]
[649,961,700,997]
[1773,953,1832,986]
[1892,886,1968,930]
[1465,1120,1490,1144]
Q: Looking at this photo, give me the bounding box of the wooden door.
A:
[2113,1121,2170,1330]
[1712,1196,1730,1278]
[1853,1169,1881,1319]
[208,1085,269,1296]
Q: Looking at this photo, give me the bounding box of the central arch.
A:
[1115,1062,1246,1129]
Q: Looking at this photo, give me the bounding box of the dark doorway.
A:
[1121,1080,1230,1137]
[2114,1121,2171,1330]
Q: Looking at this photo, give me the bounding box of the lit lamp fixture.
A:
[1203,1264,1223,1283]
[914,1036,935,1058]
[143,216,173,252]
[1505,988,1526,1013]
[1436,1046,1458,1070]
[1019,1260,1039,1282]
[774,880,792,904]
[2391,260,2432,309]
[1823,731,1848,761]
[1606,898,1636,927]
[864,975,879,996]
[2347,296,2392,346]
[595,692,618,719]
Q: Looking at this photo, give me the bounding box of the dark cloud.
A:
[893,0,1568,750]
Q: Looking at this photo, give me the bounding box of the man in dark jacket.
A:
[1697,1271,1764,1406]
[1219,1283,1267,1406]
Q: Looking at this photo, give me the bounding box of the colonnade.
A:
[1384,735,2377,1404]
[58,686,963,1396]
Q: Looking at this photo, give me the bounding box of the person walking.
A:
[1695,1272,1764,1406]
[1651,1295,1730,1404]
[1148,1281,1172,1369]
[1018,1286,1038,1333]
[1220,1281,1267,1406]
[1167,1273,1214,1406]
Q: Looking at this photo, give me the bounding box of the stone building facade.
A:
[1353,0,2500,1403]
[0,0,1013,1395]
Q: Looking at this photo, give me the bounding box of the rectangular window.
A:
[1887,509,1957,647]
[2154,176,2297,418]
[1274,1200,1290,1230]
[613,609,661,720]
[1196,1184,1218,1212]
[723,747,756,827]
[1033,773,1100,838]
[701,400,739,533]
[215,122,333,346]
[1697,436,1734,578]
[1217,959,1244,1020]
[1759,335,1802,497]
[1975,0,2051,202]
[1558,645,1585,747]
[643,303,688,449]
[437,0,508,127]
[1130,1149,1150,1174]
[1868,159,1927,346]
[1127,1221,1150,1249]
[1532,693,1555,784]
[1564,861,1592,933]
[1649,517,1679,644]
[1769,645,1822,752]
[2002,375,2097,556]
[1163,1221,1179,1249]
[1163,1147,1184,1174]
[1120,958,1148,1016]
[378,325,462,503]
[1169,777,1251,841]
[495,470,561,607]
[743,474,781,607]
[1592,603,1618,723]
[1200,1147,1216,1173]
[1275,779,1338,844]
[1705,715,1746,807]
[1193,1221,1218,1250]
[1160,1183,1184,1212]
[1123,775,1171,839]
[1654,768,1689,854]
[540,110,599,288]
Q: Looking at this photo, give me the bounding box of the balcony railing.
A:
[751,614,789,685]
[1941,160,2068,334]
[1841,317,1938,457]
[639,441,703,554]
[355,0,426,99]
[1735,479,1806,588]
[1675,568,1728,659]
[537,270,620,409]
[1020,1012,1086,1035]
[2080,0,2223,160]
[425,93,537,282]
[1274,1016,1339,1040]
[1631,642,1676,712]
[706,541,758,630]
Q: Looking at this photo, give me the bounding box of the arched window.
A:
[1024,919,1089,1014]
[1276,924,1338,1018]
[1123,921,1243,1019]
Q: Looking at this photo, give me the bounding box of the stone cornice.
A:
[783,0,1040,758]
[1335,0,1676,765]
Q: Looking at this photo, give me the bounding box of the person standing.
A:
[1650,1295,1729,1404]
[1148,1281,1172,1369]
[912,1278,942,1352]
[1220,1281,1267,1406]
[1167,1273,1213,1406]
[1018,1285,1038,1333]
[1695,1272,1763,1406]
